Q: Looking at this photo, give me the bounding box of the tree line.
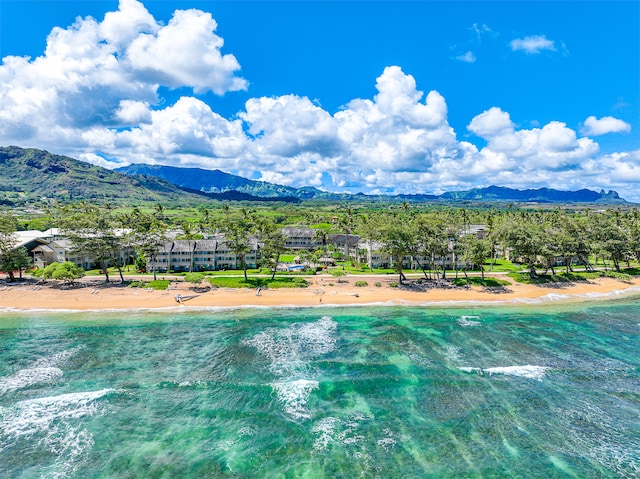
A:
[1,203,639,284]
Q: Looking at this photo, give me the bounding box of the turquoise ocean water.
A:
[0,299,639,478]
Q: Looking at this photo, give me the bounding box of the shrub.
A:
[129,280,170,290]
[293,277,309,287]
[184,272,205,284]
[148,280,171,290]
[134,255,147,273]
[603,271,633,283]
[355,280,368,287]
[389,282,399,288]
[50,262,85,284]
[41,262,61,280]
[374,282,381,287]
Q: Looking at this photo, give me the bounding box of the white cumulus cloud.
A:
[0,0,246,151]
[0,1,639,200]
[126,8,247,94]
[581,116,631,136]
[468,108,599,170]
[467,107,514,138]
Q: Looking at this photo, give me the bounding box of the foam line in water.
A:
[244,317,337,419]
[0,347,84,395]
[311,413,374,452]
[444,345,462,363]
[0,389,112,478]
[270,379,318,420]
[458,315,481,326]
[459,365,549,380]
[0,367,63,395]
[0,389,115,438]
[31,346,84,368]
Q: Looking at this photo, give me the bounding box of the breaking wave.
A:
[459,365,550,380]
[243,316,337,420]
[0,347,83,395]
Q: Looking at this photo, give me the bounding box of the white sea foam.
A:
[31,346,84,368]
[0,389,114,477]
[311,413,376,452]
[244,317,337,419]
[0,367,63,395]
[39,423,95,479]
[377,436,397,451]
[459,365,549,380]
[237,425,257,437]
[244,316,337,371]
[311,416,340,451]
[270,379,319,420]
[444,345,462,363]
[0,389,114,438]
[0,347,83,395]
[458,315,481,326]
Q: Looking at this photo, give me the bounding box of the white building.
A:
[152,236,261,272]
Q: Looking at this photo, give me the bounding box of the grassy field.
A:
[451,277,511,287]
[128,279,171,290]
[207,276,309,289]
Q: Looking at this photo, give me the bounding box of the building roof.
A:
[42,228,62,237]
[328,233,361,246]
[50,238,74,249]
[281,226,316,237]
[194,239,218,251]
[171,240,196,252]
[32,244,54,253]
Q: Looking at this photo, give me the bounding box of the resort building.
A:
[32,239,99,270]
[152,236,261,272]
[281,226,320,250]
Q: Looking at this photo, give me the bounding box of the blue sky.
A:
[1,1,638,198]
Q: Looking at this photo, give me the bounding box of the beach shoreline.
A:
[1,274,639,312]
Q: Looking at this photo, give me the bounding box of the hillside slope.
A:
[0,146,257,205]
[116,163,324,199]
[437,185,624,203]
[116,162,626,204]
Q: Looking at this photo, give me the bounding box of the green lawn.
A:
[207,276,309,289]
[485,259,522,273]
[507,271,601,284]
[451,277,511,287]
[128,279,171,290]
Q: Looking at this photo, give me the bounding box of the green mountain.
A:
[0,147,627,206]
[116,163,627,204]
[436,185,625,203]
[0,146,289,206]
[116,163,325,199]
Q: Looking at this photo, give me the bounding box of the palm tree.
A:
[220,208,253,280]
[180,221,200,273]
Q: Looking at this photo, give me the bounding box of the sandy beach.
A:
[1,274,639,311]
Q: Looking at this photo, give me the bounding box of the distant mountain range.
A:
[116,163,626,204]
[116,163,318,199]
[0,147,627,206]
[0,146,299,206]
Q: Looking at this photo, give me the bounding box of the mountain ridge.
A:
[116,163,627,204]
[0,146,294,206]
[0,147,627,205]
